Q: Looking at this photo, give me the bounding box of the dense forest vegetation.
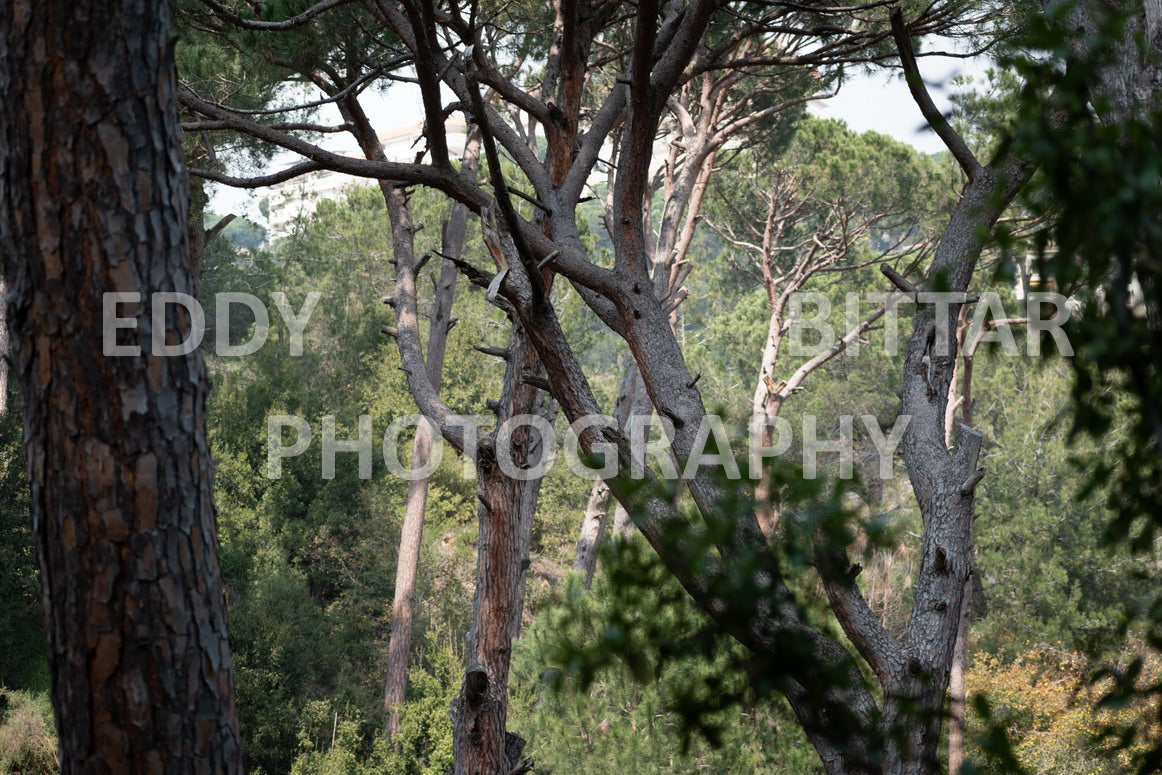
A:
[2,0,1161,774]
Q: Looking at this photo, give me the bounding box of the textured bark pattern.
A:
[877,163,1028,774]
[0,1,244,772]
[1061,0,1162,123]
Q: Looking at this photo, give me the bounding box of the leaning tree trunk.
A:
[384,136,479,739]
[0,1,243,772]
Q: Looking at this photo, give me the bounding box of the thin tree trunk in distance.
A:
[0,2,243,771]
[948,575,973,775]
[946,316,1023,773]
[573,479,611,587]
[384,138,477,736]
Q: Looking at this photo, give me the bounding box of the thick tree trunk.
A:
[0,2,243,772]
[876,162,1029,773]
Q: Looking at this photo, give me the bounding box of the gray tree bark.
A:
[0,1,243,771]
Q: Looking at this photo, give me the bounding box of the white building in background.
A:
[266,117,469,238]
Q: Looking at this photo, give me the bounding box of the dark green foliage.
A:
[986,2,1162,769]
[513,553,824,774]
[0,385,47,693]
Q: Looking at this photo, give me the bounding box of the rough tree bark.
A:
[0,1,243,772]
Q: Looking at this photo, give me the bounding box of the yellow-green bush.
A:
[0,689,56,775]
[966,646,1161,774]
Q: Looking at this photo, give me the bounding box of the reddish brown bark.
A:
[0,1,243,772]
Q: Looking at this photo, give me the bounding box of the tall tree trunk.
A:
[0,2,243,772]
[384,150,475,736]
[381,180,544,775]
[450,318,544,775]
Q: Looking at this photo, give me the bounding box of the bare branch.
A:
[180,64,400,116]
[190,160,324,188]
[889,8,981,180]
[204,213,236,242]
[881,263,920,301]
[198,0,354,31]
[182,120,353,133]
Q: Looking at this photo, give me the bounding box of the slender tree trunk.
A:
[384,137,479,739]
[572,480,611,586]
[383,420,437,737]
[947,574,973,775]
[0,2,243,771]
[572,358,648,583]
[332,95,486,741]
[381,176,543,775]
[753,301,787,536]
